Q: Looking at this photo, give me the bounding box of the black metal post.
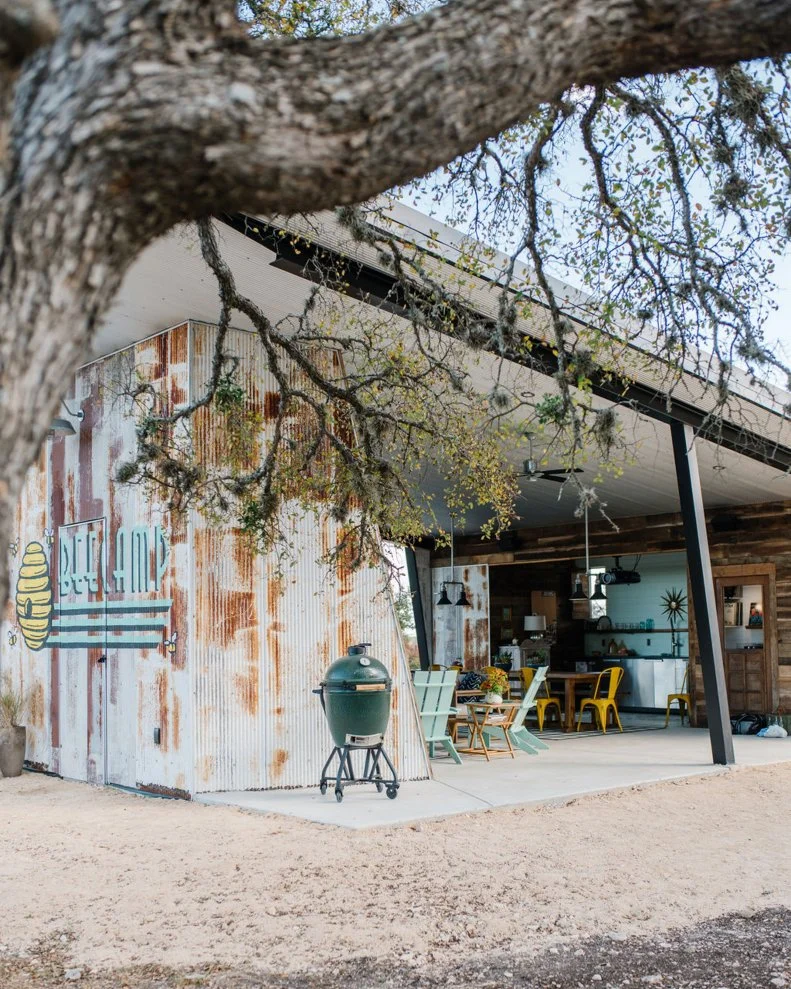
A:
[405,546,430,671]
[671,422,734,765]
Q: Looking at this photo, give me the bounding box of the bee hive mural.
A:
[15,541,53,650]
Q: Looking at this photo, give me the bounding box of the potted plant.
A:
[0,673,27,778]
[481,667,508,705]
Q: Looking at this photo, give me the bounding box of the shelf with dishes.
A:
[584,623,688,633]
[583,654,689,661]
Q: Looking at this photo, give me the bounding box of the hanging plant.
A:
[660,587,688,627]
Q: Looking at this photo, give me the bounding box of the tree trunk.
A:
[2,0,791,599]
[0,184,138,603]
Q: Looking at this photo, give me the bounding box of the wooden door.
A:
[714,572,771,715]
[725,651,768,714]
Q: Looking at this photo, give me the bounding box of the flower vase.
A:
[484,692,503,705]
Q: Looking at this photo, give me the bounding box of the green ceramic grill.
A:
[314,643,399,802]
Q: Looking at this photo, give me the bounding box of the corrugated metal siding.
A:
[432,565,490,668]
[2,325,192,794]
[1,450,51,770]
[190,321,427,792]
[4,318,427,794]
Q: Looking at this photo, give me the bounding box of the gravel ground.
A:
[2,765,791,985]
[1,909,789,988]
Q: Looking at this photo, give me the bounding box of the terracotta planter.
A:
[0,726,26,777]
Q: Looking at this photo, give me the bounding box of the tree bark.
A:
[1,0,791,604]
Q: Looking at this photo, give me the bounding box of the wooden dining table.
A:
[545,671,599,732]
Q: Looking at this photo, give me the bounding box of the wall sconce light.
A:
[48,400,84,436]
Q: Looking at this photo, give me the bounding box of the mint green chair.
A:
[483,666,550,755]
[413,670,462,764]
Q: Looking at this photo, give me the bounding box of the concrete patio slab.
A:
[194,726,791,829]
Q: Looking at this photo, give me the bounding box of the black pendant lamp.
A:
[590,578,606,601]
[436,514,470,607]
[569,578,587,601]
[570,503,591,602]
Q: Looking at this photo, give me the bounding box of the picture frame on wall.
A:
[748,602,764,628]
[723,600,742,627]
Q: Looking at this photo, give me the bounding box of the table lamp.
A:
[523,615,546,639]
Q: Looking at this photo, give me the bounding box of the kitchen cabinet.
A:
[620,657,688,710]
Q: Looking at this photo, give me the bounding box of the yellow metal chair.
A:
[576,666,624,733]
[520,667,535,695]
[665,666,691,726]
[522,668,562,730]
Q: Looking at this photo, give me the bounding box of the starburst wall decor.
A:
[661,587,688,627]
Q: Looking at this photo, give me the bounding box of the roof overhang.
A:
[92,207,791,534]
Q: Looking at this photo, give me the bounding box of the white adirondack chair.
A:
[483,666,550,754]
[413,669,462,764]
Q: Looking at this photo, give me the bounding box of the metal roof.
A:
[92,209,791,534]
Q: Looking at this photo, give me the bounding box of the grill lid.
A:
[320,643,392,690]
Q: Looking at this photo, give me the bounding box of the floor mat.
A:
[533,723,668,739]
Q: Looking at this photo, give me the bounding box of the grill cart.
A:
[314,643,400,802]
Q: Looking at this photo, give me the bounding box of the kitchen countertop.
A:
[585,654,689,661]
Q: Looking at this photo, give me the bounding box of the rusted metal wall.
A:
[189,321,428,792]
[432,565,490,668]
[2,450,51,770]
[2,319,427,794]
[2,325,193,795]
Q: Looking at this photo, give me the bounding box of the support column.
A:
[405,547,430,671]
[671,422,734,765]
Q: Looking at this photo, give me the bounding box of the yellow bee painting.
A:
[7,627,17,647]
[15,542,53,650]
[44,527,54,547]
[164,630,178,655]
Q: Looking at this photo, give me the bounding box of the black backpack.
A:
[730,713,767,735]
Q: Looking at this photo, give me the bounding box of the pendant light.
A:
[569,578,587,601]
[437,515,454,607]
[570,502,591,602]
[590,577,606,601]
[436,515,471,607]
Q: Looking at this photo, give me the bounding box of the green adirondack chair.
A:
[483,666,550,755]
[413,669,463,764]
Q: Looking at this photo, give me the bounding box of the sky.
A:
[765,260,791,368]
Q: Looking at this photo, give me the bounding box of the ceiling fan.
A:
[516,434,583,484]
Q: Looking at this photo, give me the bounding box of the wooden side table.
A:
[455,701,519,761]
